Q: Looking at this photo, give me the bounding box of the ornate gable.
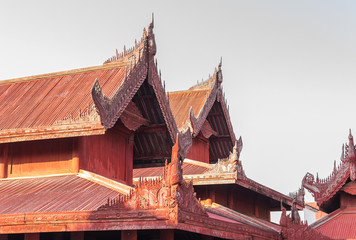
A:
[98,134,206,221]
[302,130,355,207]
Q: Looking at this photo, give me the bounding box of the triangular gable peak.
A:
[169,61,236,163]
[303,130,356,212]
[93,20,179,167]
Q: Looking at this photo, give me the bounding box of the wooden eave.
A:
[0,123,105,144]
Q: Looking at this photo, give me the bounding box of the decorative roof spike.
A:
[316,172,319,183]
[219,57,222,70]
[116,49,119,58]
[333,160,337,173]
[151,13,154,28]
[348,129,356,162]
[143,27,147,37]
[123,45,126,56]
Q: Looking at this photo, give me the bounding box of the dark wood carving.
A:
[302,130,355,205]
[120,101,149,131]
[145,20,178,144]
[98,134,207,219]
[91,21,154,130]
[279,203,330,240]
[188,60,236,144]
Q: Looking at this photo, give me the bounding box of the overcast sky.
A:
[1,1,356,202]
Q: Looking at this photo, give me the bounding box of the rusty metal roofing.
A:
[0,174,125,214]
[311,208,356,239]
[0,63,128,133]
[205,203,281,234]
[168,89,210,128]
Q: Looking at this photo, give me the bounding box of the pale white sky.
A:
[1,1,356,202]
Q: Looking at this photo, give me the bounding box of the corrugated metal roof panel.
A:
[205,203,281,233]
[168,89,210,128]
[0,65,127,131]
[0,174,125,214]
[312,209,356,239]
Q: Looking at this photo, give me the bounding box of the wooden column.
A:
[0,144,8,179]
[125,134,134,186]
[0,234,8,240]
[71,231,84,240]
[160,229,174,240]
[121,230,137,240]
[25,233,40,240]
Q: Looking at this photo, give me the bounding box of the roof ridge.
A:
[168,88,211,94]
[103,23,149,65]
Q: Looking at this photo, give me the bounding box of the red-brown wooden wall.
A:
[3,138,74,178]
[195,184,271,221]
[79,121,134,185]
[186,135,209,163]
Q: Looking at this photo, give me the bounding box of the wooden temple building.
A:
[303,130,356,239]
[0,19,327,240]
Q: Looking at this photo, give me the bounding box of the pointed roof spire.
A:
[151,13,154,28]
[219,57,222,70]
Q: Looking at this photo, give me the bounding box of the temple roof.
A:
[0,21,179,145]
[0,171,130,214]
[302,130,356,212]
[133,157,303,210]
[310,208,356,239]
[168,89,210,129]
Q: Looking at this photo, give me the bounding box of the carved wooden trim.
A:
[91,24,152,130]
[279,204,331,240]
[200,120,217,139]
[98,134,206,220]
[145,25,178,144]
[206,137,243,175]
[120,102,149,131]
[188,62,236,144]
[302,131,355,206]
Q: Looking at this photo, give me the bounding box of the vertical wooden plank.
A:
[71,231,84,240]
[0,144,8,178]
[25,233,40,240]
[160,229,174,240]
[121,230,137,240]
[126,134,134,186]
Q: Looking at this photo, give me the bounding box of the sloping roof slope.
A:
[311,208,356,239]
[0,174,127,214]
[168,89,210,129]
